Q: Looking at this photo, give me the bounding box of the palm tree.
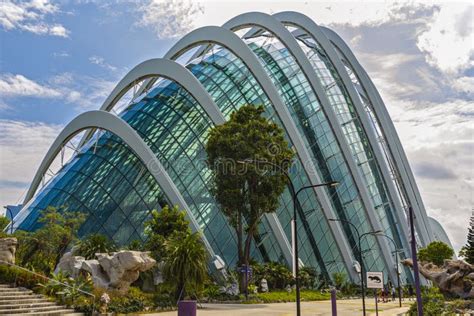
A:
[163,232,209,300]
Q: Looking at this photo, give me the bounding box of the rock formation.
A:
[402,259,474,299]
[0,237,17,265]
[56,250,156,292]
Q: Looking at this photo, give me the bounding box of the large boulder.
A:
[0,238,17,265]
[55,251,86,278]
[56,250,156,293]
[402,258,474,299]
[96,251,156,292]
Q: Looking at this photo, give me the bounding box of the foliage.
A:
[206,104,294,275]
[299,266,318,289]
[246,290,330,303]
[15,207,86,274]
[251,261,293,290]
[0,216,10,236]
[0,264,45,290]
[144,205,191,260]
[459,213,474,264]
[332,272,348,290]
[73,233,117,260]
[407,287,446,315]
[163,231,209,299]
[418,241,454,266]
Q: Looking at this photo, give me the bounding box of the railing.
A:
[0,260,96,312]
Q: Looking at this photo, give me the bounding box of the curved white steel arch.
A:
[222,12,397,282]
[321,26,433,245]
[273,10,412,266]
[80,58,225,146]
[75,58,294,268]
[162,25,358,281]
[20,110,216,257]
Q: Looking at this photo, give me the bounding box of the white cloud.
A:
[0,0,69,37]
[88,55,117,71]
[0,119,62,207]
[383,96,473,251]
[0,72,116,111]
[452,76,474,94]
[416,4,473,75]
[136,0,204,39]
[0,73,62,98]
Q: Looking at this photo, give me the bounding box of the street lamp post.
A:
[329,218,381,316]
[409,206,423,316]
[238,159,337,316]
[377,234,402,307]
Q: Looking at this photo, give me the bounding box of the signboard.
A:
[366,271,383,289]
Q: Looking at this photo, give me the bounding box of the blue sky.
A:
[0,0,472,252]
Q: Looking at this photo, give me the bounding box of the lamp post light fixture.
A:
[329,218,382,316]
[237,159,338,316]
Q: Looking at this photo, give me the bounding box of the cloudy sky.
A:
[0,0,472,252]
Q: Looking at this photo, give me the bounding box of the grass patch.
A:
[244,290,331,303]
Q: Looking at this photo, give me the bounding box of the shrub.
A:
[251,261,293,290]
[73,233,117,260]
[407,287,445,315]
[0,264,45,290]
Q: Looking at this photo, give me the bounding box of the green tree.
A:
[332,272,348,290]
[206,105,294,272]
[16,206,85,274]
[0,216,10,237]
[144,205,191,260]
[74,233,117,260]
[459,213,474,264]
[299,266,318,289]
[418,241,454,266]
[163,232,208,300]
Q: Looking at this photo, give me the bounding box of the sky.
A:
[0,0,472,252]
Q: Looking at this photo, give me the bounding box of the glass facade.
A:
[12,14,440,285]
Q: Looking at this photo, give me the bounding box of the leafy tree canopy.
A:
[459,213,474,264]
[0,216,10,237]
[418,241,454,266]
[73,233,117,260]
[164,232,208,300]
[206,105,294,270]
[16,206,86,274]
[144,205,191,260]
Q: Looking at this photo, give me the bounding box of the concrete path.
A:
[153,299,412,315]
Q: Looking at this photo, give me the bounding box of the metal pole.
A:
[331,287,337,316]
[359,234,366,316]
[409,206,423,316]
[293,197,301,316]
[374,289,379,316]
[396,251,401,307]
[378,233,402,308]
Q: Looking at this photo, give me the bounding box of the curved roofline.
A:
[161,24,358,281]
[20,110,216,257]
[79,58,225,147]
[273,10,412,257]
[223,11,397,283]
[321,26,433,245]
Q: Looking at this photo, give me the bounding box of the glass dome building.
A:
[10,12,451,284]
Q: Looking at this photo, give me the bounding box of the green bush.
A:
[251,261,294,290]
[407,287,446,315]
[0,264,46,290]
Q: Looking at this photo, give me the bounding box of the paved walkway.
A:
[154,299,412,315]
